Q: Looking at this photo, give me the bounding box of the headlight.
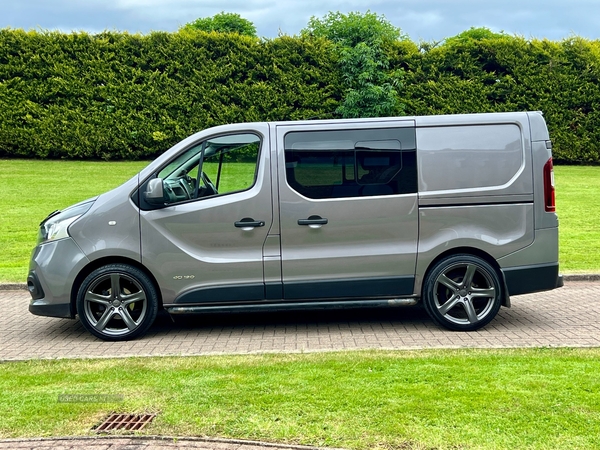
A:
[38,199,95,244]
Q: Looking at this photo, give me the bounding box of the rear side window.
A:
[284,128,417,199]
[417,124,523,193]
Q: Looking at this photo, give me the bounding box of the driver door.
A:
[139,127,273,306]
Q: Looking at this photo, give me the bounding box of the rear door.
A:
[276,120,419,300]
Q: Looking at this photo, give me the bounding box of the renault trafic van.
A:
[28,112,563,340]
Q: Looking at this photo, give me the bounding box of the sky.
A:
[2,0,600,43]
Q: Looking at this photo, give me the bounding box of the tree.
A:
[303,10,404,48]
[302,11,406,118]
[180,12,257,37]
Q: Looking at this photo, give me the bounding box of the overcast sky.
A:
[3,0,600,43]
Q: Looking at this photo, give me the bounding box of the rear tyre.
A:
[423,254,502,331]
[76,264,158,341]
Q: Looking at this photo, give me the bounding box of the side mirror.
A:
[144,178,165,205]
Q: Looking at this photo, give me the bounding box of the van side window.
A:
[157,133,260,205]
[417,124,523,193]
[284,128,417,199]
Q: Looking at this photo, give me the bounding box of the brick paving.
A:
[2,280,600,449]
[1,280,600,361]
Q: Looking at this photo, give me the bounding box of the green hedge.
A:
[0,30,342,159]
[1,29,600,163]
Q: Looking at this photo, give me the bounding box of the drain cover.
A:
[95,413,156,432]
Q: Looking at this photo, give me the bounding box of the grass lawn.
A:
[555,166,600,272]
[1,349,599,449]
[0,160,598,282]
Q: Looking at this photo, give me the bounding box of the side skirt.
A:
[172,276,416,304]
[166,297,419,315]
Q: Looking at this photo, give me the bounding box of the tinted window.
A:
[284,128,417,199]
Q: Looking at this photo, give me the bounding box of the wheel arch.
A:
[70,257,163,316]
[420,247,510,308]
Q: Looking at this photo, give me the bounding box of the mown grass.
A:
[555,165,600,272]
[0,160,598,282]
[1,349,599,449]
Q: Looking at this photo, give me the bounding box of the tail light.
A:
[543,157,556,212]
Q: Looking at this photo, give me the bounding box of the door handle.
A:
[234,218,265,229]
[298,215,328,228]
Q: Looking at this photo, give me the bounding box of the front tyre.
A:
[423,255,502,331]
[76,264,159,341]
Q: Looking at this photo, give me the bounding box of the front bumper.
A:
[27,238,90,319]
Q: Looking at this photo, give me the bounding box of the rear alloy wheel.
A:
[423,255,502,331]
[76,264,158,341]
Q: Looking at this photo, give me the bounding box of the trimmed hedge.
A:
[0,30,342,159]
[1,29,600,163]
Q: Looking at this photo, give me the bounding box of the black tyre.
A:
[423,254,502,331]
[76,264,159,341]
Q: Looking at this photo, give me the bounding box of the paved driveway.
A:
[1,280,600,361]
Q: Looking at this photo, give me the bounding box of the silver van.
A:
[28,112,563,341]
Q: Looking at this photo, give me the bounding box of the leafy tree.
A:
[302,11,406,118]
[303,10,404,48]
[336,42,402,118]
[180,12,257,37]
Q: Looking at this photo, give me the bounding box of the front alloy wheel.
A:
[423,255,503,331]
[76,264,158,341]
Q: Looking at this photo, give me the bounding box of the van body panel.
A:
[140,181,272,306]
[282,276,416,300]
[414,203,535,295]
[525,112,556,230]
[415,112,533,128]
[263,236,283,300]
[69,176,141,263]
[417,204,535,258]
[527,111,550,142]
[497,227,559,267]
[277,194,419,298]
